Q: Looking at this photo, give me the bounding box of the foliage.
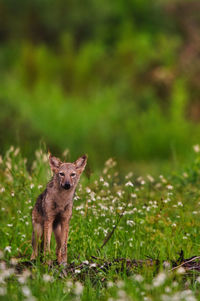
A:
[0,0,200,167]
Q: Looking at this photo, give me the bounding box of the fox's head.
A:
[49,153,87,191]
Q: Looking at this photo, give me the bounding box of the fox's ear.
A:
[74,155,87,173]
[49,153,62,173]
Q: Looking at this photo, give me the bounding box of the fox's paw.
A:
[30,252,38,260]
[59,261,68,267]
[30,253,36,261]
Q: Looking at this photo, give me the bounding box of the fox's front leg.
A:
[55,216,71,264]
[60,221,70,264]
[53,223,62,264]
[43,220,53,257]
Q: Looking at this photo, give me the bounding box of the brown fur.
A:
[31,153,87,264]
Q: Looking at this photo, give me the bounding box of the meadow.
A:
[1,146,200,301]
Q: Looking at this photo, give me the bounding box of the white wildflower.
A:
[18,270,31,284]
[172,281,178,287]
[126,220,135,227]
[125,181,134,187]
[176,267,185,274]
[165,286,171,293]
[62,149,69,158]
[193,144,200,153]
[83,260,89,265]
[74,282,83,295]
[147,174,154,182]
[2,268,14,278]
[163,261,171,270]
[107,281,113,288]
[6,161,12,170]
[0,287,7,295]
[134,274,144,282]
[4,246,11,253]
[14,148,20,156]
[43,274,53,282]
[90,263,97,268]
[117,290,127,298]
[167,185,173,190]
[152,272,166,287]
[125,172,133,179]
[10,258,18,265]
[22,286,31,297]
[116,280,124,288]
[66,281,73,287]
[131,193,137,198]
[75,269,81,274]
[117,191,123,197]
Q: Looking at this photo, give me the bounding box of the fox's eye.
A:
[59,172,65,177]
[71,173,76,177]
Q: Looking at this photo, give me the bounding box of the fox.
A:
[31,153,87,264]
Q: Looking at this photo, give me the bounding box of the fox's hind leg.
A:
[31,223,43,260]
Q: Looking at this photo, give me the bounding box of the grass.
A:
[1,146,200,300]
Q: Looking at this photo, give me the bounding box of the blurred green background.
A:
[0,0,200,171]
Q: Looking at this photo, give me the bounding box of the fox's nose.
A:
[64,182,71,190]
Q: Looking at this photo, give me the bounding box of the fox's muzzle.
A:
[62,182,71,190]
